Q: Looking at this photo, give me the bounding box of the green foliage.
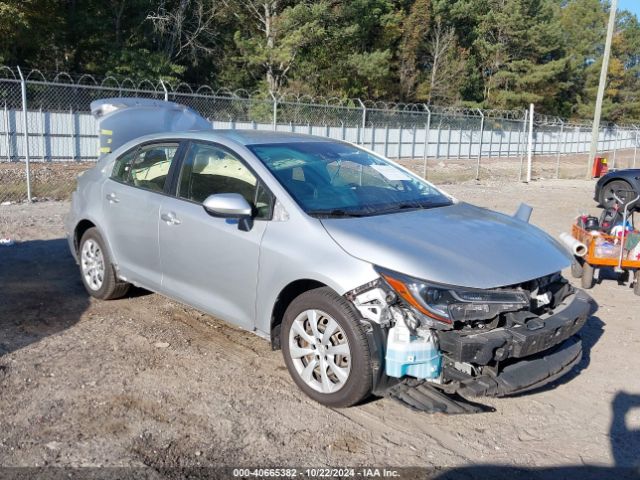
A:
[1,0,640,121]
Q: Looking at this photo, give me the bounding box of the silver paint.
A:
[65,100,573,343]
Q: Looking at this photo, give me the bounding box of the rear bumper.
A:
[437,289,591,366]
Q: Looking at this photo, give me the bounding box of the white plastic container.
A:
[385,320,442,380]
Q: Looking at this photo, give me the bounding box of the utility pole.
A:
[587,0,618,179]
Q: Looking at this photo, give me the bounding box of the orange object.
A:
[572,224,640,268]
[592,156,609,178]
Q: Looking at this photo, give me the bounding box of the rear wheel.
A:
[600,179,635,209]
[79,228,130,300]
[581,263,595,289]
[281,287,372,408]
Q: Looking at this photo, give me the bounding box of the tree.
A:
[398,0,431,100]
[3,0,640,122]
[147,0,221,63]
[225,1,332,93]
[417,16,467,104]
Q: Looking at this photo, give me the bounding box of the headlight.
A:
[377,268,528,324]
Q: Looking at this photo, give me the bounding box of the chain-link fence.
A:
[1,65,639,203]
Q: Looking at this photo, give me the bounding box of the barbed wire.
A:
[2,65,640,127]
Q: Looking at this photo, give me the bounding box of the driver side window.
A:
[177,142,274,219]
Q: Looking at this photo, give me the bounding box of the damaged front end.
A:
[346,268,591,407]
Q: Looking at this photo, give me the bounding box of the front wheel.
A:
[600,180,635,209]
[281,287,373,408]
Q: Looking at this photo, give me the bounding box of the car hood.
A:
[320,202,571,289]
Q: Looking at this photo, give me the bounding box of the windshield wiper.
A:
[374,201,450,215]
[308,209,365,218]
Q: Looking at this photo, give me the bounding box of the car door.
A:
[158,141,273,329]
[101,142,181,291]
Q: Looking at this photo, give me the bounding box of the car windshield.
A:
[248,142,453,217]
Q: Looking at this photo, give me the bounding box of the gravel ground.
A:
[0,179,639,477]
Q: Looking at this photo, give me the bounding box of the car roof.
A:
[135,129,336,147]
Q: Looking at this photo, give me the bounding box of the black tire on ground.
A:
[634,270,640,296]
[78,227,130,300]
[281,287,373,408]
[599,179,635,209]
[581,263,595,289]
[571,257,584,279]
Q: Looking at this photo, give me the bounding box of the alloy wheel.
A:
[81,238,105,291]
[288,309,351,394]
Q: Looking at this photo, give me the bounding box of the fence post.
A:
[612,124,619,169]
[17,66,32,202]
[422,105,431,178]
[411,125,417,159]
[475,108,484,180]
[634,125,639,168]
[356,99,366,145]
[3,102,11,161]
[467,118,473,159]
[71,107,80,162]
[518,110,528,182]
[526,103,534,183]
[159,79,169,101]
[384,125,389,157]
[555,120,564,179]
[40,107,46,162]
[270,92,277,131]
[370,124,376,150]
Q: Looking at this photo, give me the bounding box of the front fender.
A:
[255,219,379,336]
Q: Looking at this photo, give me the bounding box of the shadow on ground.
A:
[0,238,89,357]
[433,390,640,479]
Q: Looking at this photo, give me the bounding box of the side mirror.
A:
[202,193,254,231]
[203,193,252,217]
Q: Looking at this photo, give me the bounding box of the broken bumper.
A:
[450,335,583,397]
[438,289,591,366]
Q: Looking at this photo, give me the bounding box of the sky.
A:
[618,0,640,17]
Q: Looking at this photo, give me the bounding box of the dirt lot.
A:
[1,179,639,477]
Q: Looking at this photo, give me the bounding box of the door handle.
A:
[160,211,181,225]
[106,192,119,203]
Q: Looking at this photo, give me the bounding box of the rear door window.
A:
[111,143,179,193]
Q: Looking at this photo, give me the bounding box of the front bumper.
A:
[437,289,591,366]
[447,335,583,397]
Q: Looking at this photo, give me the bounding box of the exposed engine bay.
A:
[345,269,590,406]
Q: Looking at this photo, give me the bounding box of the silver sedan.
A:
[66,107,590,409]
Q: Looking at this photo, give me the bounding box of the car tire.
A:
[600,179,634,209]
[581,263,595,289]
[281,287,372,408]
[78,227,130,300]
[571,257,583,279]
